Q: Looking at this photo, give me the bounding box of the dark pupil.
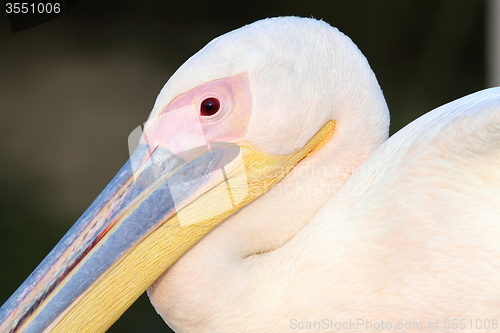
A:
[200,98,220,116]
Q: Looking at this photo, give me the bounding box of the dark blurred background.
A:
[0,0,491,332]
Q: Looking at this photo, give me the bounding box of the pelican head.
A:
[0,17,389,333]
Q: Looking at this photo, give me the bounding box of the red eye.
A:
[200,98,220,116]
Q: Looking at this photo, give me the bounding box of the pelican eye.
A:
[200,97,220,116]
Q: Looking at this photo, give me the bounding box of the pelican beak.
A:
[0,119,335,333]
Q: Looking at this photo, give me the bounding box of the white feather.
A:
[147,17,500,333]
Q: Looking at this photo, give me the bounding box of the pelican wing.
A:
[281,87,500,321]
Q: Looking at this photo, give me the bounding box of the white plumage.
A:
[142,17,500,332]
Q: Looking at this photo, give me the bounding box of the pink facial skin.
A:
[141,73,252,156]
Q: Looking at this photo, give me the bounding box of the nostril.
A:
[133,146,185,188]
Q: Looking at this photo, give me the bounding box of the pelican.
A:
[1,16,500,333]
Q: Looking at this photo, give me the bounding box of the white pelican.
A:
[1,16,500,333]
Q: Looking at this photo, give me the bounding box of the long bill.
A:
[0,120,335,333]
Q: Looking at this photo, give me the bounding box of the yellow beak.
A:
[0,121,334,333]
